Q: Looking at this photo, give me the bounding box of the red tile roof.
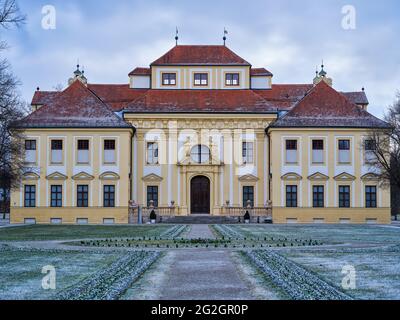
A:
[341,91,369,105]
[251,68,273,77]
[254,84,313,110]
[270,81,389,128]
[87,84,148,111]
[125,89,276,113]
[150,45,251,66]
[18,81,131,129]
[31,82,370,115]
[31,91,59,105]
[128,67,151,76]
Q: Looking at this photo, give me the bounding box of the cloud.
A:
[1,0,398,118]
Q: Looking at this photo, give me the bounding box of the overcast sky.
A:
[1,0,399,118]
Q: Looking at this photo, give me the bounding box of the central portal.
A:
[190,176,210,214]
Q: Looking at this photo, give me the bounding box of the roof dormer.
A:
[129,67,151,89]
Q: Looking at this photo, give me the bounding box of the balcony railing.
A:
[129,200,175,224]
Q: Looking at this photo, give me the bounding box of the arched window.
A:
[190,145,210,164]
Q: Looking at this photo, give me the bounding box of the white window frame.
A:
[146,142,159,165]
[242,141,254,164]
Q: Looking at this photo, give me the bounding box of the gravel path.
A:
[151,249,257,300]
[184,224,215,239]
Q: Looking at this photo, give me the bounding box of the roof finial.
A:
[223,28,228,46]
[319,60,327,77]
[362,86,365,92]
[175,27,179,46]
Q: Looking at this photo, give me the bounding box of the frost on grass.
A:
[281,245,400,300]
[0,247,122,300]
[245,250,352,300]
[159,225,188,239]
[57,251,160,300]
[212,225,245,239]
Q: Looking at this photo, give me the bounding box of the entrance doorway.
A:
[190,176,210,214]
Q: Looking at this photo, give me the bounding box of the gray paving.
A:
[184,224,215,239]
[157,249,256,300]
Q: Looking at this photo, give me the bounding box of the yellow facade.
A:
[269,128,391,224]
[11,45,391,225]
[11,128,132,224]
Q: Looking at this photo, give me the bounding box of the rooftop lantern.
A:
[68,62,88,86]
[313,61,333,86]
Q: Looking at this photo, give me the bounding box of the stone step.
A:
[163,215,239,224]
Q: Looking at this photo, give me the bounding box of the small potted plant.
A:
[150,209,157,224]
[244,210,251,224]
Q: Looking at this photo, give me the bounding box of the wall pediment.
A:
[361,173,380,181]
[334,172,356,181]
[142,173,163,182]
[46,172,67,181]
[308,172,329,181]
[72,172,95,181]
[99,171,120,180]
[281,172,302,181]
[239,174,259,182]
[23,172,40,181]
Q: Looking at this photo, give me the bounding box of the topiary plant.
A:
[150,210,157,223]
[244,211,251,223]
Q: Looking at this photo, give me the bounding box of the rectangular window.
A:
[51,185,62,208]
[286,185,298,208]
[312,140,324,163]
[364,140,376,163]
[243,186,254,207]
[147,142,159,165]
[24,185,36,208]
[285,140,298,163]
[103,185,115,208]
[77,185,89,208]
[313,186,324,208]
[338,139,350,163]
[225,73,240,86]
[77,139,89,164]
[365,186,377,208]
[25,140,37,163]
[162,73,176,86]
[339,186,350,208]
[194,73,208,86]
[242,142,254,164]
[51,140,63,164]
[147,186,158,207]
[104,139,116,164]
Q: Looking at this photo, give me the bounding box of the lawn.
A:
[279,246,400,300]
[225,224,400,245]
[0,247,123,300]
[226,224,400,300]
[0,224,175,241]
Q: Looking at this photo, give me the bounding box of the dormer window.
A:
[162,73,176,86]
[225,73,240,86]
[194,73,208,86]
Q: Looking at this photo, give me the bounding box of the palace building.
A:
[10,44,391,224]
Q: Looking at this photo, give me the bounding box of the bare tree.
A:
[0,0,25,29]
[367,93,400,218]
[0,0,26,216]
